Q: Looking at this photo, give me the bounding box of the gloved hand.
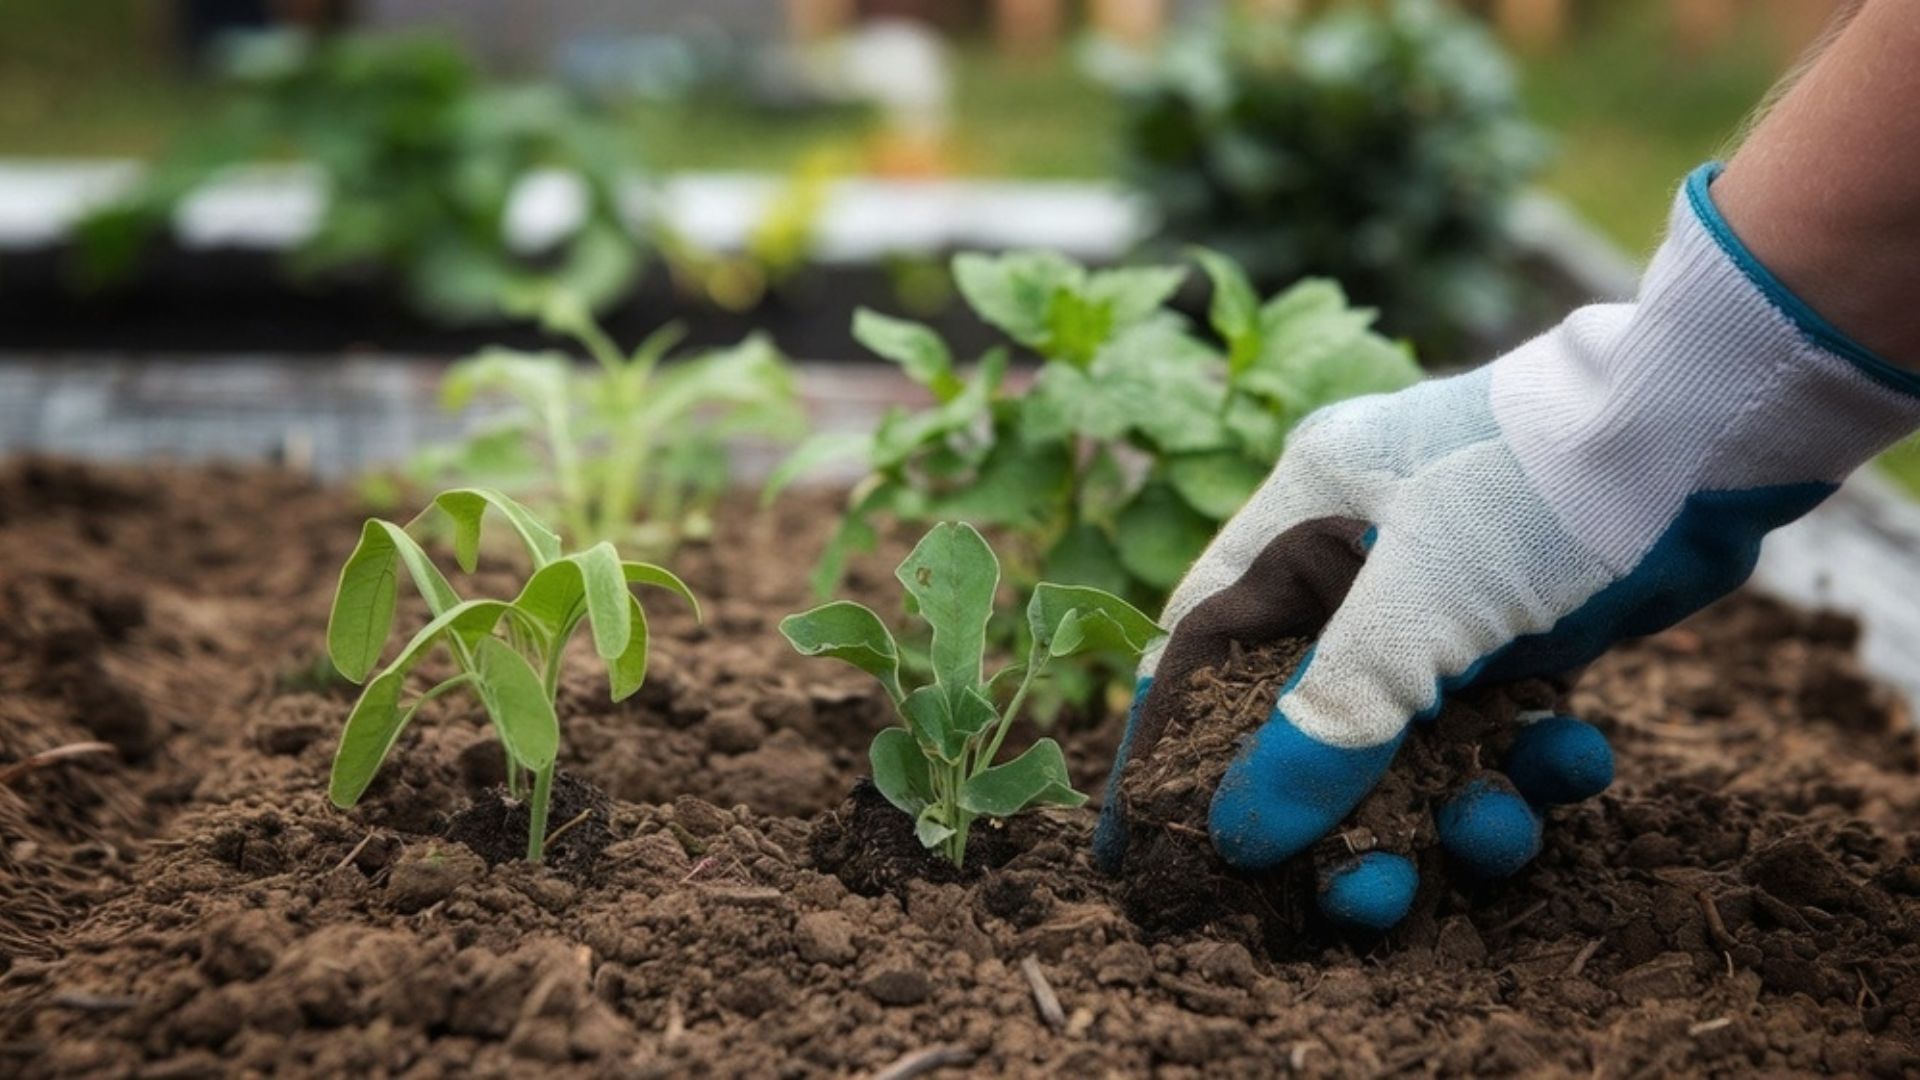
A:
[1095,164,1920,930]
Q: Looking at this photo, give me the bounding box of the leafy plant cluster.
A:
[1117,0,1547,352]
[770,247,1418,676]
[327,488,696,863]
[781,523,1160,867]
[79,32,647,322]
[414,292,804,555]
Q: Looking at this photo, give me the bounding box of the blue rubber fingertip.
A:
[1209,710,1402,870]
[1318,852,1418,931]
[1436,780,1542,879]
[1092,677,1154,874]
[1506,715,1614,805]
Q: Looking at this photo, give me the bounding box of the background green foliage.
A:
[415,293,804,555]
[76,32,647,322]
[1117,0,1546,352]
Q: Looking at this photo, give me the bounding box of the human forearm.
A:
[1714,0,1920,370]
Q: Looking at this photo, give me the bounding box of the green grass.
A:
[1514,5,1788,252]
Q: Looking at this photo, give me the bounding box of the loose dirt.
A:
[2,461,1918,1077]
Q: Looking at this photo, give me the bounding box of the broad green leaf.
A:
[1043,289,1116,367]
[511,545,633,659]
[1075,323,1231,454]
[328,599,516,805]
[471,636,559,771]
[621,561,701,621]
[779,601,904,703]
[869,727,934,816]
[870,350,1007,470]
[1087,265,1189,329]
[1192,248,1261,370]
[900,685,961,762]
[919,439,1071,530]
[423,488,561,572]
[960,738,1086,816]
[607,594,650,701]
[949,685,1000,743]
[915,806,956,849]
[328,518,462,682]
[1241,278,1420,411]
[1166,451,1271,521]
[896,523,999,700]
[953,250,1085,348]
[762,431,873,504]
[853,308,961,400]
[1114,483,1219,591]
[1027,584,1163,660]
[1041,524,1134,597]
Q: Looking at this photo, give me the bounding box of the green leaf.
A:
[870,350,1007,471]
[900,685,962,763]
[779,601,904,703]
[1166,451,1270,521]
[327,519,462,683]
[470,636,559,771]
[853,308,962,400]
[896,523,999,700]
[762,431,873,505]
[1114,483,1219,591]
[869,727,934,817]
[810,507,879,600]
[607,594,651,702]
[1087,265,1188,328]
[621,561,701,621]
[1192,248,1260,369]
[441,347,570,415]
[959,738,1086,816]
[423,488,561,572]
[1027,584,1163,660]
[328,599,515,806]
[1084,323,1232,454]
[1240,279,1421,411]
[915,806,956,849]
[511,545,633,659]
[1041,524,1134,597]
[953,250,1085,348]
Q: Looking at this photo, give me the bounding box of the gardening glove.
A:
[1096,163,1920,929]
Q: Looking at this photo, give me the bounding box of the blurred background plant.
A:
[72,29,649,322]
[413,289,805,555]
[1115,0,1546,354]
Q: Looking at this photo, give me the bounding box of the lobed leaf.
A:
[959,738,1086,816]
[780,601,904,703]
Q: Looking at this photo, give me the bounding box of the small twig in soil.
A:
[543,808,594,850]
[332,833,374,874]
[0,743,116,788]
[662,999,686,1047]
[1565,938,1603,978]
[1695,890,1739,975]
[1490,899,1548,936]
[1019,956,1065,1032]
[1686,1017,1732,1038]
[680,856,716,884]
[49,990,137,1012]
[870,1044,977,1080]
[1856,969,1881,1012]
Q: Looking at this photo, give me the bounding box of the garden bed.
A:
[2,459,1918,1077]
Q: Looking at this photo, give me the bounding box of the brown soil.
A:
[3,460,1920,1077]
[1113,640,1559,951]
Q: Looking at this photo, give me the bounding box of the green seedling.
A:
[780,523,1161,867]
[768,248,1415,713]
[326,488,697,863]
[418,290,804,554]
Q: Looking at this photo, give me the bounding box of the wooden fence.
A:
[785,0,1847,58]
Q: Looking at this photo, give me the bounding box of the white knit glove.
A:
[1097,164,1920,929]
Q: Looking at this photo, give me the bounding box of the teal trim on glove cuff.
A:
[1686,162,1920,400]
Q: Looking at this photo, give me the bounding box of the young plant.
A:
[780,523,1161,867]
[416,290,804,555]
[768,247,1416,711]
[326,488,696,863]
